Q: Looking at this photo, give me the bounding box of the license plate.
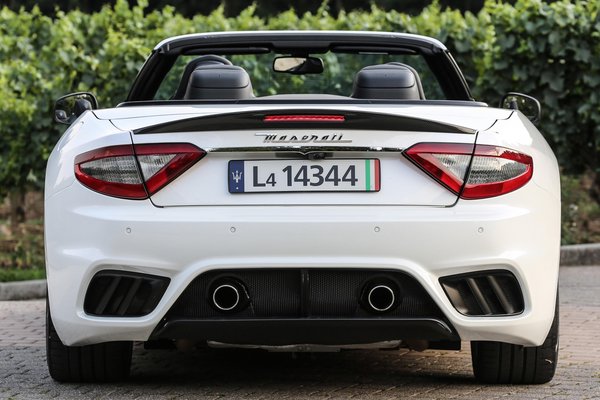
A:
[228,159,380,193]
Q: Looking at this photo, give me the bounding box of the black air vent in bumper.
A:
[84,270,170,317]
[440,270,524,316]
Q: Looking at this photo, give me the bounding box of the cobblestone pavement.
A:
[1,267,599,399]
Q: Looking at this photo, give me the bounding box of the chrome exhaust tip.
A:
[367,284,396,312]
[361,279,400,313]
[208,277,250,313]
[212,283,241,311]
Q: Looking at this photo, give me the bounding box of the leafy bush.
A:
[0,267,45,283]
[561,173,600,245]
[0,0,599,244]
[0,219,45,271]
[470,1,600,181]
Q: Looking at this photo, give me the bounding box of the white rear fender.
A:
[476,111,560,199]
[45,112,132,199]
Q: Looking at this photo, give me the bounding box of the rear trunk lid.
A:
[116,104,510,207]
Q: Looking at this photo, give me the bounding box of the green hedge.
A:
[1,0,599,198]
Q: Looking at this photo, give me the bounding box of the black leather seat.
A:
[173,55,254,100]
[351,63,425,100]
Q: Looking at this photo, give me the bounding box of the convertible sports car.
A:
[46,31,560,384]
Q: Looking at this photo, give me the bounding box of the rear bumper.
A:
[45,181,560,346]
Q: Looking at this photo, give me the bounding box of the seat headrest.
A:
[184,65,254,100]
[351,63,425,100]
[173,55,235,99]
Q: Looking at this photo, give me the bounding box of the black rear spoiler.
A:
[133,109,476,135]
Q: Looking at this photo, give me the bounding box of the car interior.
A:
[173,54,426,101]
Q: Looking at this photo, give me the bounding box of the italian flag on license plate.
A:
[364,159,380,192]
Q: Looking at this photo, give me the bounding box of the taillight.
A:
[404,143,533,199]
[75,143,205,199]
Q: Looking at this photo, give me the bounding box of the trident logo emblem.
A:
[232,170,243,183]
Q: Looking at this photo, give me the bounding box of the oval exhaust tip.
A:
[212,284,240,311]
[367,285,396,312]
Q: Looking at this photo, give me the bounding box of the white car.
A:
[46,31,560,384]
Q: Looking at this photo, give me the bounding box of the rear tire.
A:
[471,296,559,384]
[46,298,132,382]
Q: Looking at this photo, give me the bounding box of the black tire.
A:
[46,298,133,382]
[471,296,559,384]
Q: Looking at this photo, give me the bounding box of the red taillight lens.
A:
[263,115,345,122]
[75,143,205,199]
[404,143,474,194]
[404,143,533,199]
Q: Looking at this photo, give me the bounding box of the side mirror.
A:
[500,92,541,124]
[54,92,98,125]
[273,56,324,75]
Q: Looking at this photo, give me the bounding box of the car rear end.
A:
[45,104,560,351]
